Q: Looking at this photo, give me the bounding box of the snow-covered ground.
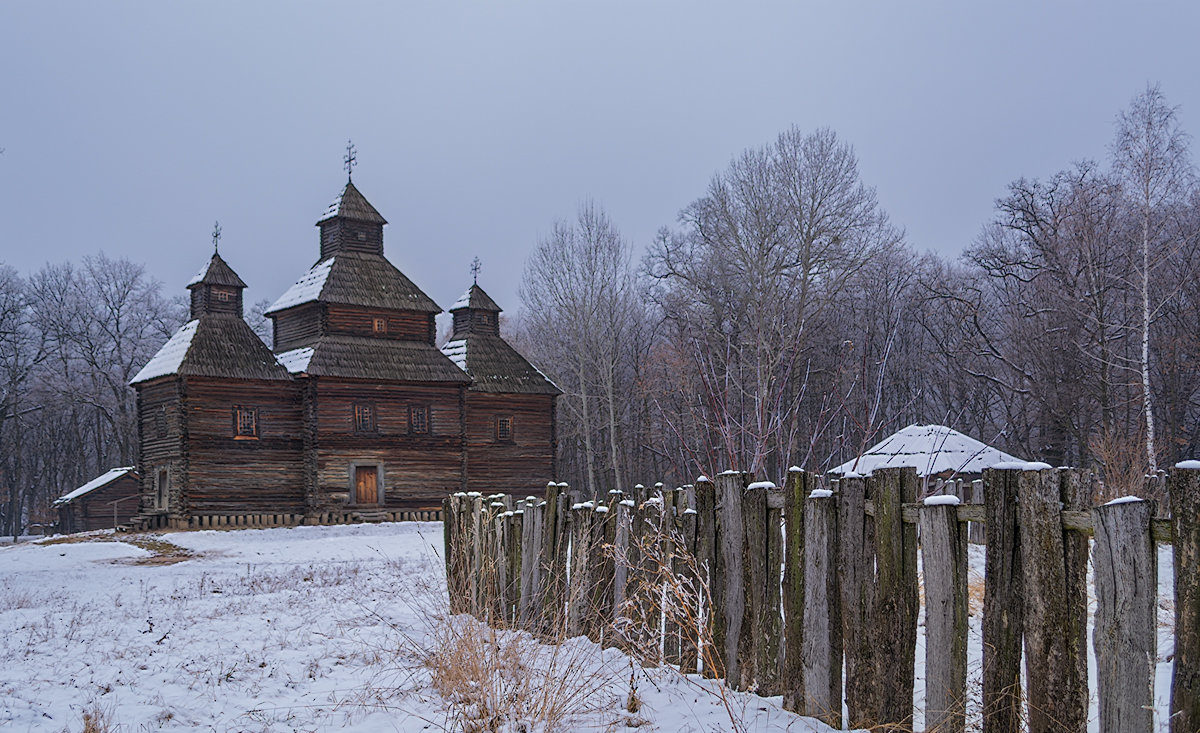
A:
[0,524,831,732]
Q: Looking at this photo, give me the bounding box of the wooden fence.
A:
[443,466,1200,733]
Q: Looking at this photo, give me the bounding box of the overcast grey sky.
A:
[2,2,1198,320]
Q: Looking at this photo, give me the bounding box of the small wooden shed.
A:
[54,467,141,533]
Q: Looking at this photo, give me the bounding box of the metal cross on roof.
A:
[212,221,222,254]
[471,256,482,285]
[344,140,357,181]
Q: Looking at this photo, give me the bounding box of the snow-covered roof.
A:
[54,467,137,506]
[829,424,1024,477]
[275,346,315,374]
[130,320,200,383]
[265,258,335,314]
[440,339,467,372]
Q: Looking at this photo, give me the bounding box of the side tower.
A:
[441,283,560,495]
[130,251,301,528]
[266,180,471,517]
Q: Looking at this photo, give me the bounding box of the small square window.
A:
[373,317,387,334]
[496,416,513,442]
[354,403,376,433]
[233,405,258,439]
[410,405,430,435]
[215,289,232,302]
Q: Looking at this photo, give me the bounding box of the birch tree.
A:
[1112,84,1195,471]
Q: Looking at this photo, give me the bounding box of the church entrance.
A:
[354,465,379,505]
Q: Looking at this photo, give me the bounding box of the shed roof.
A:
[131,315,293,384]
[829,424,1024,477]
[278,335,471,383]
[316,181,387,225]
[54,467,138,506]
[265,252,440,315]
[441,334,560,395]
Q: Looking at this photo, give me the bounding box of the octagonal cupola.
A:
[449,283,502,337]
[316,181,387,259]
[187,251,247,319]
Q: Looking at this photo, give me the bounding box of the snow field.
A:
[0,523,830,732]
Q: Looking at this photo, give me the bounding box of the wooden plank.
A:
[716,471,749,690]
[802,491,841,727]
[838,474,877,727]
[920,501,967,733]
[1170,466,1200,733]
[589,503,615,644]
[677,503,699,673]
[694,476,722,678]
[1017,468,1088,733]
[1092,497,1156,733]
[780,469,808,712]
[871,467,918,731]
[742,481,778,694]
[764,491,783,695]
[982,469,1022,733]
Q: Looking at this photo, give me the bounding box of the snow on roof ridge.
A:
[265,258,335,314]
[450,288,473,311]
[54,466,137,506]
[130,320,200,384]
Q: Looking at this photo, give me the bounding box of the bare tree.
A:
[1111,84,1195,471]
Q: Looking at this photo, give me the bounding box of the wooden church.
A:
[128,176,559,528]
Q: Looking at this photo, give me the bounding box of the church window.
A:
[410,405,430,435]
[496,416,514,442]
[155,406,167,437]
[215,288,232,302]
[373,317,387,334]
[233,405,258,439]
[354,403,376,433]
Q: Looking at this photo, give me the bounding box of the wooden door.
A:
[355,466,378,504]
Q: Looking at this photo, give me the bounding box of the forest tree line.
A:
[1,85,1196,534]
[515,85,1200,497]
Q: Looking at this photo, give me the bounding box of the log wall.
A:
[464,392,556,497]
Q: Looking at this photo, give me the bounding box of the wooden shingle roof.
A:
[449,284,502,313]
[316,181,387,225]
[266,252,441,315]
[131,315,292,384]
[441,333,560,395]
[187,253,247,289]
[280,334,471,383]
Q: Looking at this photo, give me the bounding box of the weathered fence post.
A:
[519,497,545,629]
[982,467,1023,732]
[694,476,720,677]
[781,468,809,713]
[838,472,877,726]
[541,482,570,638]
[742,480,781,695]
[567,499,594,638]
[1170,463,1200,733]
[587,502,614,643]
[920,496,967,733]
[469,493,485,616]
[1092,496,1156,733]
[504,508,523,625]
[871,466,919,731]
[716,470,750,690]
[677,498,700,673]
[802,487,841,727]
[1017,467,1088,733]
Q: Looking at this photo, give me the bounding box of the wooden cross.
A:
[212,221,222,253]
[344,140,357,181]
[471,256,482,285]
